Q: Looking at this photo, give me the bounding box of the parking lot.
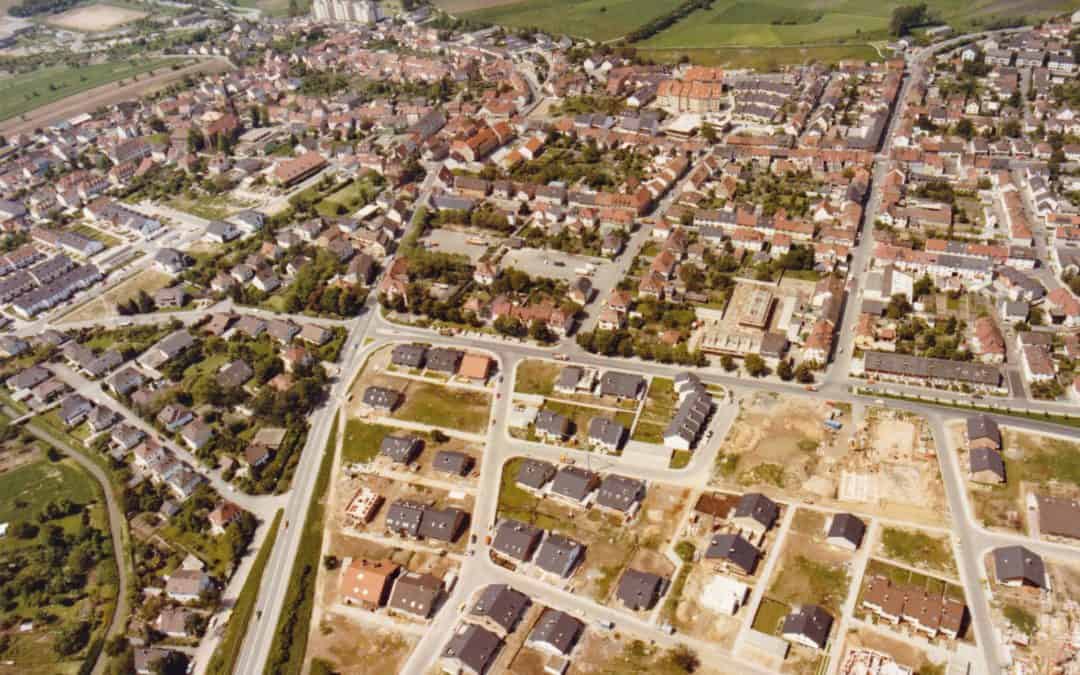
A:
[422,228,494,263]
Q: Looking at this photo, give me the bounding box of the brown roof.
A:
[341,558,400,606]
[1037,495,1080,540]
[458,353,491,380]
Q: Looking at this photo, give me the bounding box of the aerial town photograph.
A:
[2,0,1080,673]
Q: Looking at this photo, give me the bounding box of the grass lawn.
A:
[632,377,675,443]
[769,553,850,613]
[879,526,956,576]
[72,223,122,248]
[164,193,241,220]
[446,0,686,42]
[752,598,790,635]
[0,59,174,122]
[0,458,99,533]
[974,432,1080,530]
[314,179,380,219]
[669,450,691,469]
[394,383,491,433]
[514,359,558,396]
[341,419,398,464]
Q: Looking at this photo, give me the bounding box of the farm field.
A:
[643,0,1074,50]
[440,0,686,42]
[639,0,896,49]
[46,3,147,31]
[639,44,883,69]
[0,59,172,123]
[443,0,1075,65]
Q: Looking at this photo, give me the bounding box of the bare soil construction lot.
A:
[47,3,146,31]
[714,395,945,525]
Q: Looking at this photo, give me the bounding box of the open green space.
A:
[0,59,174,122]
[880,526,956,576]
[632,376,675,443]
[769,553,850,613]
[394,382,491,434]
[0,457,118,672]
[341,419,398,464]
[514,359,558,396]
[751,598,789,635]
[446,0,686,42]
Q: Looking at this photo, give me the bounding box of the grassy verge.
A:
[207,509,284,675]
[266,412,339,675]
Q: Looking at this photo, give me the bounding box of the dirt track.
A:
[0,57,233,136]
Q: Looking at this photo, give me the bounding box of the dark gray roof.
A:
[617,568,664,610]
[363,386,401,410]
[588,417,626,449]
[433,450,473,476]
[528,609,583,656]
[550,466,598,502]
[418,506,467,542]
[599,371,645,399]
[535,410,571,438]
[492,519,543,561]
[534,533,584,578]
[516,458,556,489]
[705,532,760,575]
[391,343,428,368]
[864,352,1001,387]
[595,474,645,513]
[442,624,502,675]
[470,584,530,633]
[386,500,425,537]
[556,366,583,390]
[966,415,1001,447]
[664,390,712,445]
[217,359,254,388]
[733,492,779,530]
[782,604,833,649]
[380,435,420,464]
[993,546,1046,588]
[427,347,464,373]
[826,513,866,548]
[970,447,1006,480]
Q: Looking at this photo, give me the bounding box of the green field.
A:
[444,0,686,42]
[0,59,173,122]
[446,0,1073,65]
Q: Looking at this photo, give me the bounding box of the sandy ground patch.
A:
[47,4,147,32]
[307,612,416,674]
